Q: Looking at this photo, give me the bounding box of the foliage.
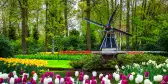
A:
[46,60,71,68]
[117,54,167,66]
[158,27,168,51]
[70,55,118,71]
[0,35,14,57]
[15,54,85,60]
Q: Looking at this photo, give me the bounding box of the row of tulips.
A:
[0,58,47,75]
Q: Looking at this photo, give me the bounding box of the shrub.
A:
[117,54,167,65]
[0,35,13,57]
[103,60,118,69]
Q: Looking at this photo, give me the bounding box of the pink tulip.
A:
[48,82,54,84]
[163,75,168,82]
[0,78,3,83]
[22,77,27,82]
[160,80,166,84]
[127,74,131,78]
[20,70,24,75]
[80,72,84,76]
[121,79,128,84]
[66,72,71,77]
[85,79,90,84]
[101,80,105,84]
[122,75,127,80]
[55,74,61,80]
[108,74,112,80]
[144,71,149,78]
[100,76,103,81]
[120,73,124,79]
[92,76,96,80]
[79,75,83,82]
[91,79,97,84]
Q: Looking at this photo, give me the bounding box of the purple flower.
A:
[144,71,149,78]
[27,82,31,84]
[121,79,128,84]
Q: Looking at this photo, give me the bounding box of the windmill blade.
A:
[113,28,132,36]
[84,18,105,28]
[108,5,119,25]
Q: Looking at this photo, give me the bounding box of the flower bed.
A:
[0,58,47,74]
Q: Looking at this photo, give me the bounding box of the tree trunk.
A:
[119,0,122,50]
[45,0,48,52]
[64,0,68,36]
[2,10,7,36]
[86,0,91,50]
[18,0,28,54]
[126,0,130,50]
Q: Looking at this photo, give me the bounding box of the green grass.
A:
[46,60,72,68]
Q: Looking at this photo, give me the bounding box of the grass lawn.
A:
[46,60,72,68]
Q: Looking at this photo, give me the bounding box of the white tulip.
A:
[75,71,79,77]
[163,69,167,72]
[144,79,151,84]
[99,73,103,79]
[14,75,18,79]
[43,77,49,84]
[115,65,119,69]
[48,77,52,82]
[92,71,97,76]
[9,77,14,84]
[0,72,2,75]
[2,73,8,79]
[12,71,16,75]
[55,78,59,84]
[131,72,135,75]
[154,75,163,82]
[84,75,89,80]
[70,77,74,83]
[122,66,125,69]
[60,78,64,83]
[129,75,134,81]
[105,75,108,79]
[135,75,143,83]
[113,72,116,78]
[33,73,38,80]
[114,74,120,81]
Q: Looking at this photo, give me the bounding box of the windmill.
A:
[84,6,132,55]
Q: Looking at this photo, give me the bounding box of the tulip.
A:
[108,74,112,80]
[122,75,127,80]
[114,74,120,81]
[66,72,71,77]
[163,75,168,83]
[154,75,163,82]
[161,80,166,84]
[91,79,97,84]
[0,78,3,83]
[92,76,96,80]
[48,82,54,84]
[9,77,14,84]
[144,71,149,78]
[121,79,128,84]
[92,71,97,77]
[101,80,105,84]
[75,71,79,77]
[12,71,16,76]
[31,71,35,75]
[135,75,143,84]
[84,75,89,80]
[55,74,61,80]
[99,73,103,79]
[79,75,83,82]
[128,75,134,81]
[20,70,24,75]
[44,77,49,84]
[85,79,90,84]
[144,79,151,84]
[60,78,65,84]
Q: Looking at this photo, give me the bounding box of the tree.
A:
[86,0,91,50]
[18,0,28,54]
[126,0,130,50]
